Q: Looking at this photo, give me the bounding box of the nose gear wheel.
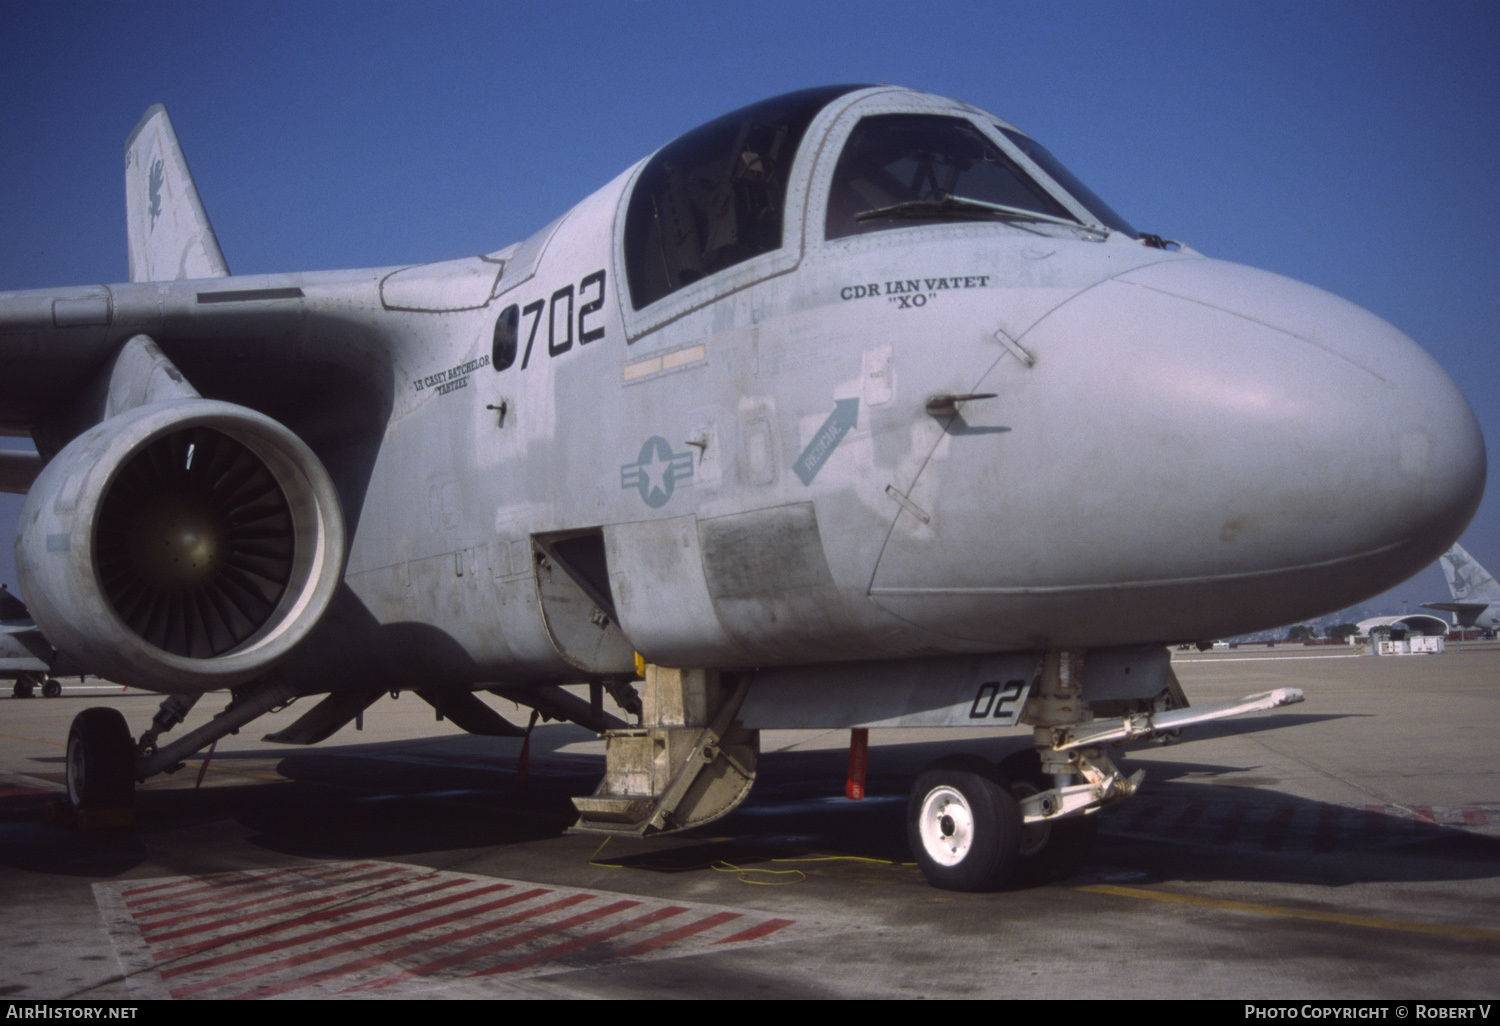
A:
[906,755,1020,892]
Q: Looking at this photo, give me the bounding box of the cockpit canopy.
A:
[624,85,862,311]
[622,85,1138,312]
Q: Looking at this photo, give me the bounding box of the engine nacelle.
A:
[15,399,346,691]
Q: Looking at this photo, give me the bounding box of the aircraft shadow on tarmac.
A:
[4,716,1493,890]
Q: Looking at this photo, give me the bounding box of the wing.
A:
[0,448,41,494]
[1420,601,1493,627]
[1,105,273,438]
[0,105,392,443]
[0,109,363,693]
[0,587,54,667]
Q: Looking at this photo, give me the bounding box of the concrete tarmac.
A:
[1,646,1497,999]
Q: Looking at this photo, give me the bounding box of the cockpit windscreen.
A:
[996,128,1138,238]
[827,115,1078,240]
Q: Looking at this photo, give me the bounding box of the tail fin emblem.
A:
[147,157,164,230]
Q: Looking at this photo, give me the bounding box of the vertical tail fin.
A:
[1439,544,1500,603]
[124,105,229,282]
[0,584,30,621]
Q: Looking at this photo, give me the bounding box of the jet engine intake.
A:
[16,399,345,691]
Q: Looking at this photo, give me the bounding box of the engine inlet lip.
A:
[75,399,346,680]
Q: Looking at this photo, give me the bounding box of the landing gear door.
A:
[532,529,637,675]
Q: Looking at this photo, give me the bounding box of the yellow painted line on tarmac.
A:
[0,731,64,748]
[1077,884,1500,942]
[1174,654,1363,663]
[195,763,290,785]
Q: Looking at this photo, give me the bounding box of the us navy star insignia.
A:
[620,436,693,508]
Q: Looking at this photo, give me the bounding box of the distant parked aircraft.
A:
[1423,544,1500,630]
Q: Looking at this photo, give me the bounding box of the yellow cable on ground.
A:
[587,835,627,869]
[769,854,916,868]
[712,861,806,885]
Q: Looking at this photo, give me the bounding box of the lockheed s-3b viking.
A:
[0,86,1484,890]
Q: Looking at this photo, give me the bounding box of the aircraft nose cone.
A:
[1107,258,1486,582]
[870,257,1484,644]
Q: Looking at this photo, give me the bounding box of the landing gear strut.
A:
[999,749,1098,883]
[909,650,1105,891]
[905,647,1303,891]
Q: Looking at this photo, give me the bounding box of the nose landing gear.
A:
[907,755,1021,892]
[905,647,1303,891]
[907,750,1103,892]
[998,749,1100,884]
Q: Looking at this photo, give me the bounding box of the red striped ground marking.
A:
[93,861,820,998]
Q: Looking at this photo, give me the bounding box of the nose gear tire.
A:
[907,755,1021,892]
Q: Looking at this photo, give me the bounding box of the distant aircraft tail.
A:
[1422,544,1498,626]
[0,583,30,621]
[1439,544,1500,604]
[124,105,229,282]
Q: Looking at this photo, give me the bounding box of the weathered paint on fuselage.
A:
[0,87,1483,697]
[328,143,1181,683]
[323,90,1481,690]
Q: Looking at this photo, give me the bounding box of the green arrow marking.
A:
[793,398,859,485]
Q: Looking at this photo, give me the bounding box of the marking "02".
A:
[968,680,1027,721]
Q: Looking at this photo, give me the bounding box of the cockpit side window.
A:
[625,86,863,311]
[826,114,1076,240]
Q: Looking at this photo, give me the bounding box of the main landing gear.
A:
[66,707,136,826]
[11,672,62,698]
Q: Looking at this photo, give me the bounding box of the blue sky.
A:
[1,0,1496,620]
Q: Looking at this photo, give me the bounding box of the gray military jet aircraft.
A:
[1423,544,1499,630]
[0,583,65,697]
[0,86,1485,887]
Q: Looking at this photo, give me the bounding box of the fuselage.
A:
[1,86,1485,694]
